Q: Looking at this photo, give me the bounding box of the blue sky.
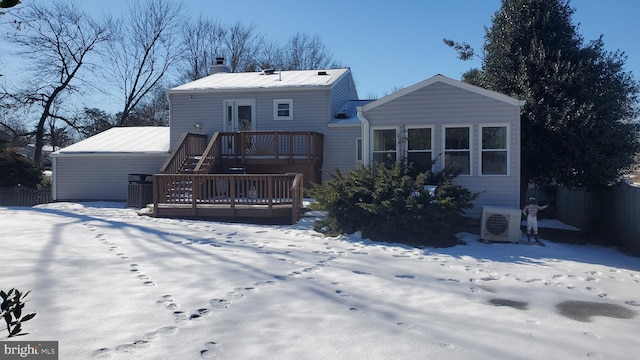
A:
[90,0,639,100]
[4,0,640,105]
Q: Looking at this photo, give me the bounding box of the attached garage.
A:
[51,127,170,201]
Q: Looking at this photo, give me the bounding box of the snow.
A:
[51,127,170,155]
[169,68,350,92]
[1,202,639,360]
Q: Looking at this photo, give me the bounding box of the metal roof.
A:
[169,68,351,92]
[51,127,170,155]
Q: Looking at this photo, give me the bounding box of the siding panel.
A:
[55,155,168,201]
[364,81,522,215]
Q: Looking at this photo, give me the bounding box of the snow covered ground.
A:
[1,202,639,359]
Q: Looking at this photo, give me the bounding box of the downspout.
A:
[357,106,370,166]
[51,156,57,201]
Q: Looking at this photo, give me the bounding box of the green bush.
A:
[1,288,36,338]
[310,163,478,247]
[0,147,43,188]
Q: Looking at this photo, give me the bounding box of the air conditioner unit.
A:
[480,206,523,243]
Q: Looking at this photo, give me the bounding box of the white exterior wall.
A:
[363,82,521,216]
[52,154,168,201]
[167,72,360,185]
[322,125,362,182]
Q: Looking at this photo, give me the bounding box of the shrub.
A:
[310,163,478,247]
[0,147,43,188]
[1,288,36,338]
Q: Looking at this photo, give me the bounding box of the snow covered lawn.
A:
[1,202,639,359]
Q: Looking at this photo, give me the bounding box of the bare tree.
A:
[181,15,226,81]
[282,32,335,70]
[2,0,112,166]
[252,39,285,71]
[106,0,184,126]
[224,21,263,72]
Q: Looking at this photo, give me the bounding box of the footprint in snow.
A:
[395,274,416,279]
[200,341,218,358]
[353,270,372,275]
[209,298,231,309]
[115,340,151,354]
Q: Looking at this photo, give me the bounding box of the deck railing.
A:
[218,131,323,164]
[159,132,208,174]
[194,132,222,174]
[152,173,304,224]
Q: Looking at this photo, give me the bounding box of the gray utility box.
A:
[127,174,152,208]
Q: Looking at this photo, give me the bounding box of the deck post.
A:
[191,175,198,217]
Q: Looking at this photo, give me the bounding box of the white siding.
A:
[364,81,522,215]
[54,155,168,201]
[322,126,362,182]
[168,70,358,149]
[330,73,358,117]
[168,72,361,185]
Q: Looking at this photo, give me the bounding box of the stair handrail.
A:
[194,132,222,174]
[159,132,208,174]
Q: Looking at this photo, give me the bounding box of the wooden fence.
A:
[555,182,640,256]
[0,186,52,207]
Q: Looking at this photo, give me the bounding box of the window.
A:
[372,128,397,168]
[406,127,432,172]
[444,126,470,175]
[273,99,293,120]
[481,125,508,175]
[356,137,363,163]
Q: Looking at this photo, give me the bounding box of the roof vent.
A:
[317,71,328,76]
[335,111,349,119]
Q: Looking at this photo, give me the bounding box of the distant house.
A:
[51,61,524,218]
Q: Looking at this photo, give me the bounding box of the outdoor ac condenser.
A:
[480,206,523,243]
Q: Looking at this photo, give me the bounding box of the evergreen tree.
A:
[446,0,640,188]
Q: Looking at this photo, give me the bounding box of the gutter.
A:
[357,106,370,166]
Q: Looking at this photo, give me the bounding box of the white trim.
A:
[479,123,510,176]
[51,156,57,200]
[371,126,401,167]
[442,125,473,176]
[362,74,526,112]
[405,125,435,170]
[273,99,293,120]
[50,152,169,158]
[357,107,371,165]
[223,99,256,131]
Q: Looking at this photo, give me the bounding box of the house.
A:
[51,61,524,220]
[358,75,525,216]
[166,65,360,184]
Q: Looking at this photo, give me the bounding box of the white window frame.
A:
[223,99,256,131]
[480,124,509,176]
[405,125,434,171]
[442,125,472,176]
[371,126,399,168]
[356,137,363,163]
[273,99,293,120]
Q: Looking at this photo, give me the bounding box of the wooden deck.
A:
[152,130,321,223]
[152,173,304,224]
